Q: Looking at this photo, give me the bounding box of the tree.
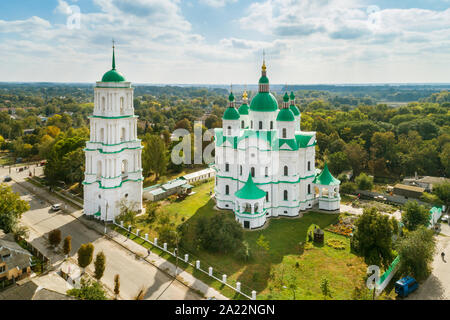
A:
[67,278,107,300]
[340,182,357,194]
[114,274,120,299]
[196,213,244,253]
[77,243,94,271]
[94,251,106,280]
[327,151,349,175]
[145,202,158,223]
[288,275,297,300]
[142,134,168,180]
[433,182,450,208]
[344,142,368,177]
[402,201,430,231]
[351,207,394,269]
[256,235,270,253]
[116,199,139,226]
[355,173,373,190]
[320,277,331,299]
[174,118,192,132]
[0,184,30,233]
[48,229,62,248]
[395,226,436,281]
[63,236,72,257]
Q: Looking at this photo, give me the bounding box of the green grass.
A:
[126,180,371,300]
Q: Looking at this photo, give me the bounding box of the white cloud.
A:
[199,0,238,8]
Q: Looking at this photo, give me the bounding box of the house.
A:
[0,234,32,283]
[0,277,74,300]
[143,178,194,202]
[393,184,425,199]
[181,168,216,184]
[402,175,449,193]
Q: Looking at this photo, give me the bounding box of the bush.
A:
[402,201,430,231]
[337,173,349,183]
[326,239,346,250]
[67,278,107,300]
[77,243,94,269]
[341,182,357,194]
[355,173,373,190]
[94,252,106,280]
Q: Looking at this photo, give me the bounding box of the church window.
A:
[251,167,255,178]
[225,163,229,172]
[100,128,105,143]
[284,190,288,201]
[120,97,125,114]
[121,127,126,142]
[308,161,311,171]
[284,166,288,176]
[241,120,244,128]
[121,160,128,180]
[282,128,287,138]
[101,97,106,112]
[266,192,269,201]
[251,121,253,129]
[265,167,268,177]
[270,121,273,130]
[225,185,229,195]
[240,165,242,176]
[308,184,311,194]
[259,121,263,130]
[96,161,102,179]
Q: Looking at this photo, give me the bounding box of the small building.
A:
[23,129,35,135]
[59,261,82,288]
[429,207,443,228]
[393,184,425,199]
[143,179,193,202]
[0,278,74,300]
[181,168,216,184]
[145,188,167,202]
[402,176,449,193]
[0,234,32,283]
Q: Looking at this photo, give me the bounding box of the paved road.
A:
[1,165,202,300]
[406,223,450,300]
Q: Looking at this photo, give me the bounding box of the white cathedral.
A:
[214,60,341,229]
[83,46,143,221]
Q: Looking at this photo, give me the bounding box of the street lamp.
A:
[170,230,179,277]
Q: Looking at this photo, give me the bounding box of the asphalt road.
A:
[1,165,202,300]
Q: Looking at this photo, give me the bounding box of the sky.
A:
[1,0,450,84]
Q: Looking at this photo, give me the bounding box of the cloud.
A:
[0,16,51,33]
[199,0,238,8]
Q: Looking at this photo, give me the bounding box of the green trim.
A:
[318,197,341,202]
[90,115,137,119]
[83,178,143,189]
[87,139,141,146]
[217,174,315,185]
[84,146,143,154]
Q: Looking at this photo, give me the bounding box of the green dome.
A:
[290,91,295,100]
[259,76,269,84]
[229,92,235,101]
[102,69,126,82]
[223,107,240,120]
[283,92,289,102]
[238,103,249,115]
[277,108,295,122]
[290,105,300,116]
[250,92,278,112]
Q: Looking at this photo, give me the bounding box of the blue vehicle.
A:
[395,276,418,298]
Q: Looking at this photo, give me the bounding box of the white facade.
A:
[214,62,340,229]
[83,49,143,221]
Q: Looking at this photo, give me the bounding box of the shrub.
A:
[77,243,94,269]
[94,252,106,280]
[63,236,72,256]
[67,278,107,300]
[326,239,346,250]
[341,182,357,194]
[355,173,373,190]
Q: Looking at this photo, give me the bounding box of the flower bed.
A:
[326,219,353,237]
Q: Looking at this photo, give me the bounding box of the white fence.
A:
[113,221,256,300]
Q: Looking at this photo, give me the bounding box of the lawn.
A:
[125,180,371,300]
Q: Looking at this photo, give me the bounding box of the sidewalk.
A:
[15,178,228,300]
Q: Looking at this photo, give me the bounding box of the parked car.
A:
[51,204,62,211]
[3,176,12,182]
[395,276,418,298]
[441,214,449,222]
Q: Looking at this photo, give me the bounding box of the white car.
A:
[441,214,449,222]
[51,204,62,211]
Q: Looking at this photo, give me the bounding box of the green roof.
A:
[277,108,295,121]
[229,92,235,102]
[235,173,266,200]
[259,76,269,84]
[290,105,300,116]
[250,92,278,112]
[223,107,240,120]
[283,92,289,102]
[238,103,249,115]
[313,163,340,186]
[290,91,295,100]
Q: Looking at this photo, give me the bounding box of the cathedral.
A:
[83,45,143,221]
[214,59,341,229]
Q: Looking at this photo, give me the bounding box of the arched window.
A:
[96,161,102,179]
[284,190,288,201]
[225,185,229,195]
[225,163,230,172]
[241,120,244,128]
[121,160,128,180]
[227,126,232,135]
[251,120,253,129]
[266,192,269,201]
[307,161,311,171]
[265,167,268,177]
[259,121,263,130]
[282,128,287,138]
[284,166,288,176]
[240,165,242,176]
[270,121,273,130]
[308,184,311,194]
[251,167,255,178]
[121,127,126,142]
[120,97,125,114]
[101,97,106,112]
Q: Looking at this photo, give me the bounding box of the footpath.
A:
[15,178,228,300]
